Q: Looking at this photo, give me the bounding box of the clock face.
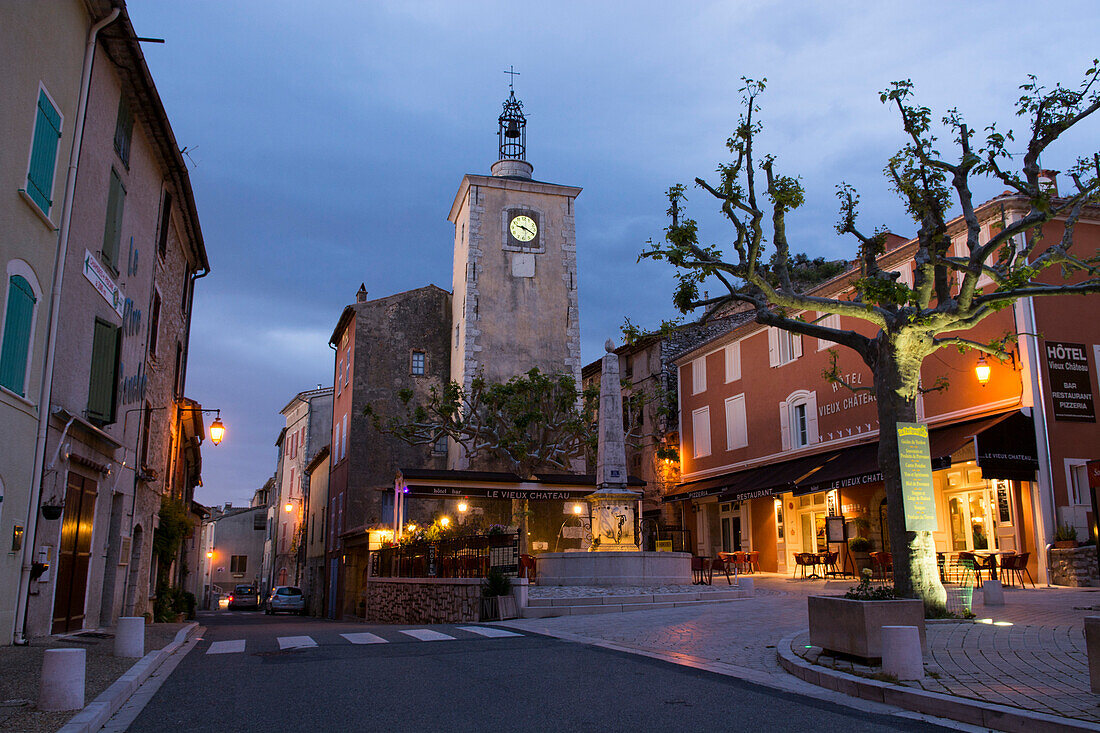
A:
[509,214,538,242]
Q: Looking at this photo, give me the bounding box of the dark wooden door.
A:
[52,472,97,634]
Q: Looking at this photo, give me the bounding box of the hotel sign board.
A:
[1044,341,1095,422]
[897,423,937,532]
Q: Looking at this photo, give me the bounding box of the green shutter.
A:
[102,169,125,270]
[87,318,120,424]
[0,276,37,396]
[113,95,133,166]
[26,89,62,214]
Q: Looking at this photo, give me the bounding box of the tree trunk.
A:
[873,338,947,612]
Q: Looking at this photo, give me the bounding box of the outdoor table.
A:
[974,550,1012,580]
[692,556,713,585]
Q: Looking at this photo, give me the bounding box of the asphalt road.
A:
[127,610,951,732]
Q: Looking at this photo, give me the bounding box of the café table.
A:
[974,549,1012,582]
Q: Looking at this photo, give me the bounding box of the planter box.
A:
[808,595,926,662]
[481,595,517,621]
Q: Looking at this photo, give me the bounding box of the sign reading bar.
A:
[1045,341,1096,422]
[897,422,937,532]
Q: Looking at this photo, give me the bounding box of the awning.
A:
[661,474,739,503]
[664,451,837,503]
[975,411,1039,481]
[794,443,880,496]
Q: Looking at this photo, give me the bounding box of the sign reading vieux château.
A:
[1044,341,1096,422]
[897,423,937,532]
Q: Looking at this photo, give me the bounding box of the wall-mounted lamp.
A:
[209,415,226,445]
[975,355,991,386]
[457,501,468,513]
[440,516,450,527]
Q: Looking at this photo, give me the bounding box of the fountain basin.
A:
[536,551,692,586]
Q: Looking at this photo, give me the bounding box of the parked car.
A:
[228,584,260,610]
[266,586,306,615]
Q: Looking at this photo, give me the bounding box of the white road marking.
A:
[399,629,455,642]
[206,640,246,654]
[277,635,317,650]
[341,632,388,644]
[457,626,522,638]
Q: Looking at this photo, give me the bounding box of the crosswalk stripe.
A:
[340,632,388,644]
[207,640,246,654]
[277,635,317,650]
[399,629,455,642]
[457,626,522,638]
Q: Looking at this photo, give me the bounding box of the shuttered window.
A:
[102,169,125,271]
[113,94,133,166]
[26,89,63,215]
[87,318,121,424]
[0,276,37,395]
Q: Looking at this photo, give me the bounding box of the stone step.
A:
[521,591,751,618]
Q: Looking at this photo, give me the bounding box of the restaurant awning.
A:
[664,451,838,503]
[974,411,1039,481]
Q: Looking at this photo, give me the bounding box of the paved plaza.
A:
[506,574,1100,727]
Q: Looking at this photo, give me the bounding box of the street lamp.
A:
[209,416,225,445]
[440,516,450,527]
[457,501,468,513]
[975,355,991,386]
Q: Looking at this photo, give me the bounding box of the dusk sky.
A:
[124,1,1099,508]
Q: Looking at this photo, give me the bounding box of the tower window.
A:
[411,351,425,376]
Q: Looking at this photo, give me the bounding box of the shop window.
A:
[691,406,711,459]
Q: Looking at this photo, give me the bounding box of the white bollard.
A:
[511,577,529,609]
[738,577,754,595]
[881,625,923,681]
[38,648,85,711]
[115,616,145,658]
[983,579,1004,606]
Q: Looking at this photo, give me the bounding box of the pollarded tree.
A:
[642,68,1100,609]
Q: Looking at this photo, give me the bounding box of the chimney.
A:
[1038,170,1058,196]
[356,284,368,303]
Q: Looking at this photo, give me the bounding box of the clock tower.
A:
[446,86,582,468]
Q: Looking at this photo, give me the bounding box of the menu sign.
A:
[897,423,937,532]
[1045,341,1096,422]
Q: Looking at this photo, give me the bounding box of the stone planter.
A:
[1054,540,1079,549]
[481,595,517,621]
[807,595,926,662]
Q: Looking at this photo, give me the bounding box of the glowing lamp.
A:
[572,504,583,515]
[975,355,991,386]
[209,416,225,445]
[440,516,450,527]
[284,502,293,513]
[457,502,468,513]
[407,524,417,533]
[206,551,213,558]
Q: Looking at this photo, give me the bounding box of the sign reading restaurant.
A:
[1045,341,1095,422]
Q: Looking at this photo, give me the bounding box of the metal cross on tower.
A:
[504,65,520,91]
[498,68,526,161]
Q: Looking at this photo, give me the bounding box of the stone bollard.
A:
[511,577,529,609]
[881,625,923,681]
[1085,617,1100,692]
[115,616,145,658]
[38,648,85,711]
[738,577,754,595]
[982,579,1004,606]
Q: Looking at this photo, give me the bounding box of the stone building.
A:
[198,504,267,604]
[6,2,210,641]
[303,446,329,616]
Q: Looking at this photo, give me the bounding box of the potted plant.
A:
[847,536,872,573]
[480,569,516,621]
[807,569,926,662]
[40,501,64,521]
[1054,523,1079,549]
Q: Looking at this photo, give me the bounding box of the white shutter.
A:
[725,395,747,450]
[768,328,778,367]
[692,407,711,458]
[792,333,803,360]
[806,392,819,444]
[334,422,341,462]
[725,342,741,382]
[342,415,348,461]
[779,400,790,451]
[692,356,706,394]
[818,314,840,351]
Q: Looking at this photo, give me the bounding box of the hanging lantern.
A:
[975,355,991,386]
[209,416,226,446]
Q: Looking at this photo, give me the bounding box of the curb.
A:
[776,630,1100,733]
[57,623,200,733]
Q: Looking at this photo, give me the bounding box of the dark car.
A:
[228,584,260,610]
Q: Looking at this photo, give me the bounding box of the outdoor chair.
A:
[748,551,760,573]
[732,551,749,574]
[822,551,841,578]
[956,552,992,587]
[793,553,813,579]
[691,556,713,585]
[1000,552,1035,588]
[712,556,734,585]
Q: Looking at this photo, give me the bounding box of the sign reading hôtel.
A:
[1044,341,1095,422]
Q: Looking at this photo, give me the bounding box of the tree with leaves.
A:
[642,67,1100,609]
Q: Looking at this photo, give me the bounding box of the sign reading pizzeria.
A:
[1044,341,1096,422]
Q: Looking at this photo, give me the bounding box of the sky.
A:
[124,1,1100,508]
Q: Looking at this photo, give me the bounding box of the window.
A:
[336,356,343,394]
[113,94,133,166]
[0,274,38,396]
[341,415,348,461]
[148,290,161,358]
[780,391,818,450]
[432,435,448,455]
[333,420,342,463]
[724,342,741,383]
[725,394,747,450]
[254,513,266,530]
[157,191,172,257]
[691,406,711,459]
[87,318,121,424]
[691,356,706,394]
[817,314,840,351]
[345,353,350,386]
[230,555,247,575]
[102,168,126,271]
[768,327,802,366]
[1070,462,1089,506]
[139,402,152,467]
[381,492,394,524]
[26,88,62,216]
[411,351,425,376]
[455,323,460,348]
[173,343,183,398]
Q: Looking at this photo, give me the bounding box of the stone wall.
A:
[1050,546,1100,587]
[365,578,482,624]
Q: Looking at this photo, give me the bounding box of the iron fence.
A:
[371,533,520,579]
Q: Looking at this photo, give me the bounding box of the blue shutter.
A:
[0,276,37,396]
[26,90,62,214]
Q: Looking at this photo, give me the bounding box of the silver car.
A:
[265,586,306,615]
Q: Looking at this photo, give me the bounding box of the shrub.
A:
[848,536,871,553]
[844,569,897,600]
[482,568,511,597]
[1055,523,1079,542]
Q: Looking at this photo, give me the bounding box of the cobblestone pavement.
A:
[530,582,747,598]
[506,574,1100,724]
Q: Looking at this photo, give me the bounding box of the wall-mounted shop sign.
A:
[407,485,586,501]
[1044,341,1095,422]
[897,422,937,532]
[83,250,125,316]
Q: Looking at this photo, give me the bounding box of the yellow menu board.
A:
[897,422,937,532]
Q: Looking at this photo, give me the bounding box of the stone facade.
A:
[365,578,481,624]
[1050,546,1100,587]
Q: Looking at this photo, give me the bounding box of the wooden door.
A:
[52,472,97,634]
